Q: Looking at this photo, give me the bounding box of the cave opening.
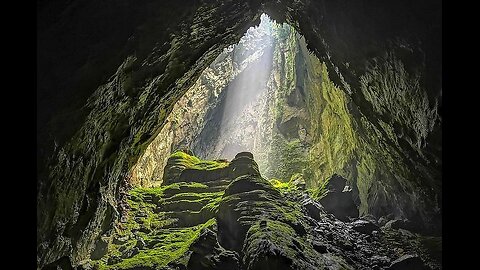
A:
[37,2,442,269]
[130,13,346,190]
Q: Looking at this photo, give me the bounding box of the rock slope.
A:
[80,151,441,270]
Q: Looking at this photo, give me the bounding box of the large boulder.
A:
[216,155,326,269]
[188,227,241,270]
[351,219,380,235]
[162,151,230,185]
[229,152,261,179]
[242,220,319,270]
[216,174,285,252]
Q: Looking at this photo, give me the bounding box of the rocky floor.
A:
[85,151,441,270]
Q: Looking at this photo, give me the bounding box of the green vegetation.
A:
[163,151,231,184]
[243,219,321,269]
[93,177,223,269]
[305,62,357,188]
[308,180,329,200]
[269,178,291,190]
[96,218,216,270]
[265,135,308,182]
[268,173,305,193]
[169,151,229,171]
[201,193,224,213]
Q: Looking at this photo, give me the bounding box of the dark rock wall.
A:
[37,0,441,268]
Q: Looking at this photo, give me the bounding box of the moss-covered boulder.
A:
[163,151,230,185]
[229,152,261,179]
[89,152,234,269]
[91,181,222,269]
[242,220,325,270]
[216,154,359,269]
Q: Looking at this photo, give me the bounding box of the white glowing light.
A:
[213,14,276,160]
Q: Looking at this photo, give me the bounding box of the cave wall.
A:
[37,0,441,268]
[295,37,441,229]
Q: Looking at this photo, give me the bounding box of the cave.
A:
[37,1,442,269]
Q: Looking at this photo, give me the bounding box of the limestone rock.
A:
[326,174,348,192]
[90,152,441,269]
[188,227,241,270]
[301,197,323,221]
[229,152,261,179]
[351,219,380,235]
[90,237,109,260]
[387,254,429,270]
[384,219,417,232]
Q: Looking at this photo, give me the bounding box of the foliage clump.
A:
[268,177,300,193]
[169,151,229,171]
[308,180,329,200]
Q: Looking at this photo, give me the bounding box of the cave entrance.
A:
[130,13,355,188]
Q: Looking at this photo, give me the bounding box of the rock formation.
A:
[37,1,442,268]
[75,151,441,270]
[127,17,440,238]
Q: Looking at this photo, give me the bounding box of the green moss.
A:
[265,135,308,182]
[96,219,216,270]
[243,219,321,269]
[163,191,223,202]
[169,151,229,171]
[269,178,287,188]
[200,193,224,213]
[247,219,296,240]
[91,175,229,270]
[308,180,329,200]
[305,62,357,188]
[269,178,297,193]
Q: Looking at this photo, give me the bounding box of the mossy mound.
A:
[216,155,355,269]
[163,151,229,185]
[217,157,307,252]
[92,181,223,269]
[88,152,441,270]
[217,182,312,260]
[242,220,327,270]
[90,151,250,269]
[229,152,261,179]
